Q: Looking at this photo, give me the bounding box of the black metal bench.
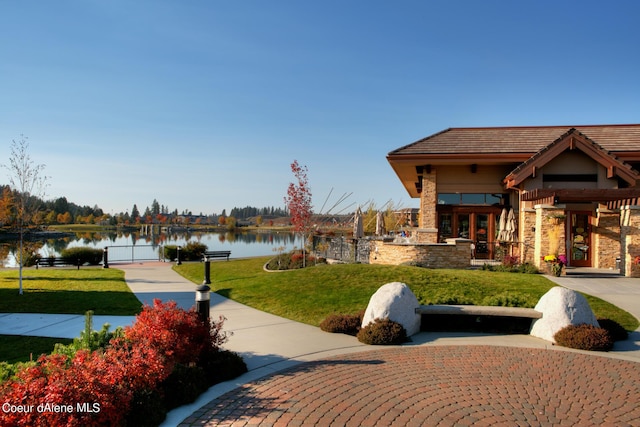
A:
[35,257,83,270]
[203,251,231,261]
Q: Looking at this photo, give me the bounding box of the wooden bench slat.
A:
[416,304,542,319]
[203,251,231,260]
[36,258,82,270]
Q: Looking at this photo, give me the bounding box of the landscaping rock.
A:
[362,282,421,336]
[530,286,599,343]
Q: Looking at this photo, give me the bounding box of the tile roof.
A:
[504,128,639,188]
[388,124,640,156]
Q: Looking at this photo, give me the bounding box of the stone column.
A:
[520,208,536,264]
[594,208,620,270]
[534,205,566,269]
[415,169,438,243]
[620,205,640,277]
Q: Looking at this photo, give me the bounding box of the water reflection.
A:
[0,230,300,267]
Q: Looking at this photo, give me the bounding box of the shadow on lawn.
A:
[0,289,141,315]
[216,288,233,298]
[2,275,123,283]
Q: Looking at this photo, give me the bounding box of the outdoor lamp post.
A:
[203,255,211,285]
[176,246,182,265]
[195,284,210,322]
[103,247,109,269]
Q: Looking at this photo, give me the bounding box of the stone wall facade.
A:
[417,170,438,243]
[594,209,620,270]
[620,205,640,277]
[534,205,566,268]
[370,238,472,269]
[520,208,536,264]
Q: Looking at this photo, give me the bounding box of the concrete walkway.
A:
[1,262,639,426]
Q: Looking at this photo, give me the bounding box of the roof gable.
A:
[503,128,639,189]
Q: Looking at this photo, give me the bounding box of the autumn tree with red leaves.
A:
[284,160,313,266]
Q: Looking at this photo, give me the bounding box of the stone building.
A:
[384,124,640,277]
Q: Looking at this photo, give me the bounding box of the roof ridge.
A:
[447,124,640,131]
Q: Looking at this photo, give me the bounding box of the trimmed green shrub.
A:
[481,292,537,308]
[162,242,209,261]
[320,311,364,336]
[597,318,628,341]
[60,247,104,265]
[53,311,123,359]
[423,292,474,305]
[357,318,407,345]
[482,262,539,274]
[554,323,614,351]
[0,361,34,384]
[162,245,178,261]
[181,242,208,261]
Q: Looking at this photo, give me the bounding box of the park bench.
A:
[35,257,83,270]
[415,304,542,319]
[203,250,231,261]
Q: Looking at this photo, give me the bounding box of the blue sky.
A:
[1,1,639,216]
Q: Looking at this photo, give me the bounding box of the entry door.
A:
[569,212,591,267]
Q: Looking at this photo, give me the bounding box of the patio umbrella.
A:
[497,208,508,241]
[505,208,517,242]
[375,211,386,236]
[353,207,364,239]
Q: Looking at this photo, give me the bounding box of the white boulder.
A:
[362,282,421,336]
[530,286,599,343]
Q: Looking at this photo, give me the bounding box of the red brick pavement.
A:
[179,345,640,426]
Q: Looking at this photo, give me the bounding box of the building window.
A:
[437,193,506,205]
[437,207,502,259]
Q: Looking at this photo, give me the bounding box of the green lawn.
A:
[0,267,142,362]
[1,259,638,363]
[174,257,640,331]
[0,268,142,315]
[0,335,73,364]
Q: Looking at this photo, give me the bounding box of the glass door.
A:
[457,214,470,239]
[475,214,489,258]
[569,212,591,267]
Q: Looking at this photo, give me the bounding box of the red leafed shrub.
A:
[0,350,136,427]
[124,299,228,368]
[0,299,237,426]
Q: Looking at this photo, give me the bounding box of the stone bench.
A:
[362,282,599,343]
[415,304,542,319]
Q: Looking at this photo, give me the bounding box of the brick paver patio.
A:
[179,345,640,426]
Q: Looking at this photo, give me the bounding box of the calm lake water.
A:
[1,230,301,267]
